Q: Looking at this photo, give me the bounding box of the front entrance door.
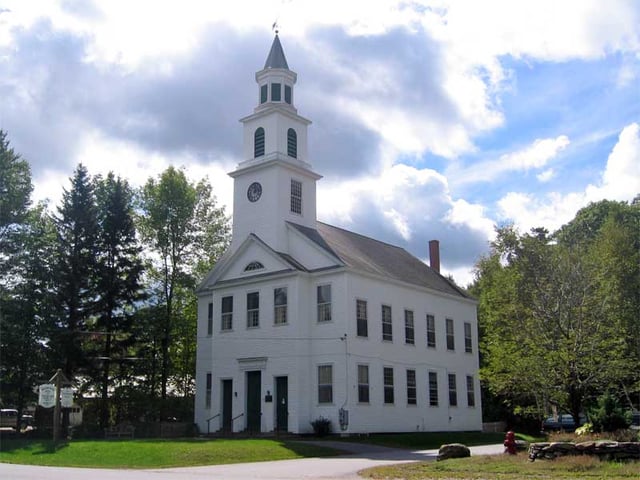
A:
[275,376,288,432]
[222,379,233,433]
[246,371,261,432]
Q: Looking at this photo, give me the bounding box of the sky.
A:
[1,0,639,286]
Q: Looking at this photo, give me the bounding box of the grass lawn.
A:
[336,431,541,450]
[0,437,340,468]
[361,454,640,479]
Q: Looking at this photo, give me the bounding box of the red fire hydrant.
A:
[503,431,517,455]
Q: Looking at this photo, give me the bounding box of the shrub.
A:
[310,416,332,437]
[588,392,631,433]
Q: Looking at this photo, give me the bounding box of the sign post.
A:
[39,369,71,443]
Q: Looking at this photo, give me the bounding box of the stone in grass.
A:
[437,443,471,461]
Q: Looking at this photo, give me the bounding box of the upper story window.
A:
[317,284,332,322]
[446,318,455,351]
[254,128,265,157]
[290,179,302,214]
[247,292,260,328]
[426,314,436,348]
[464,322,473,353]
[274,287,287,325]
[260,84,268,104]
[244,261,264,272]
[404,310,414,345]
[287,128,297,158]
[382,305,392,341]
[356,299,368,337]
[221,296,233,331]
[271,83,281,101]
[207,302,213,336]
[284,85,292,104]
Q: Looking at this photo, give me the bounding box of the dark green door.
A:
[246,371,261,432]
[276,376,288,432]
[222,379,232,433]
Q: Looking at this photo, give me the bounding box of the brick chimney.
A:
[429,240,440,273]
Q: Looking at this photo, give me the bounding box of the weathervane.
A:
[272,20,279,35]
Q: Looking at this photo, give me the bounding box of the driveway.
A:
[0,442,504,480]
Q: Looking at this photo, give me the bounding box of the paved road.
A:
[0,442,504,480]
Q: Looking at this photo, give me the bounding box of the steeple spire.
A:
[264,33,289,70]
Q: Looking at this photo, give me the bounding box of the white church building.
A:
[194,34,482,434]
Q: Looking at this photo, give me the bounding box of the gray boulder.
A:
[437,443,471,461]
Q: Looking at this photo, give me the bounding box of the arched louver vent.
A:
[287,128,297,158]
[244,261,265,272]
[254,127,265,157]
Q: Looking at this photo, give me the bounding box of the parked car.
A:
[0,409,19,430]
[541,414,586,432]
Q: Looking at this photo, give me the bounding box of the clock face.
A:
[247,182,262,202]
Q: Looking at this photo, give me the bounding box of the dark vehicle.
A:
[541,414,586,432]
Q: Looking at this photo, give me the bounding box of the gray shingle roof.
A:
[289,221,472,299]
[264,34,289,70]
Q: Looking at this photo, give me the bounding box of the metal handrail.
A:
[232,412,244,422]
[206,413,220,434]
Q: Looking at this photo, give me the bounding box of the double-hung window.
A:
[221,296,233,331]
[428,371,439,406]
[274,287,287,325]
[358,365,370,403]
[383,367,394,404]
[406,369,417,405]
[427,314,436,348]
[290,179,302,214]
[446,318,455,351]
[207,302,213,336]
[466,375,476,407]
[205,373,212,409]
[247,292,259,328]
[317,285,332,322]
[356,299,368,337]
[404,310,414,345]
[318,365,333,404]
[382,305,392,341]
[448,373,457,407]
[464,322,473,353]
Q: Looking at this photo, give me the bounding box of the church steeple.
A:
[229,34,321,252]
[264,34,289,70]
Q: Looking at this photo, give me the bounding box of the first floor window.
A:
[382,305,393,341]
[466,375,476,407]
[428,371,438,406]
[247,292,259,328]
[205,373,212,409]
[446,318,455,351]
[383,367,394,404]
[317,284,332,322]
[358,365,370,403]
[221,296,233,331]
[464,322,473,353]
[318,365,333,403]
[357,299,368,337]
[274,287,287,324]
[448,373,457,407]
[404,310,414,345]
[406,369,417,405]
[207,302,213,336]
[427,314,436,348]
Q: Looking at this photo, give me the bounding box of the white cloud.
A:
[498,123,640,233]
[536,169,555,182]
[451,135,569,186]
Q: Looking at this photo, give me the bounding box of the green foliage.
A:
[588,392,631,432]
[474,199,640,424]
[0,130,33,239]
[310,416,333,436]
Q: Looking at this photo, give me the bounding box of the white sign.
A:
[61,387,74,408]
[39,384,55,408]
